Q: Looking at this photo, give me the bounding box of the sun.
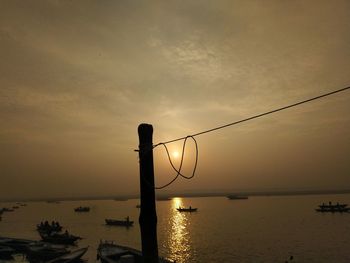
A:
[172,151,180,159]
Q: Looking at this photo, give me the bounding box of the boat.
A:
[97,240,172,263]
[1,207,15,212]
[157,197,172,201]
[74,206,90,212]
[39,232,81,245]
[227,195,248,200]
[105,218,133,227]
[25,242,68,261]
[0,237,36,252]
[316,202,350,213]
[0,246,15,259]
[46,247,88,263]
[37,221,63,234]
[176,207,198,212]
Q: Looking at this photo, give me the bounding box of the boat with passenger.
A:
[105,217,133,227]
[37,221,63,235]
[316,202,350,213]
[176,206,198,212]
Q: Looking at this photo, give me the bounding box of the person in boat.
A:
[44,220,49,227]
[65,230,69,236]
[190,206,192,210]
[126,216,129,223]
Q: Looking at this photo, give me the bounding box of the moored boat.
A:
[46,247,88,263]
[26,242,68,261]
[0,237,35,253]
[97,240,172,263]
[1,208,15,212]
[0,246,15,259]
[39,232,81,245]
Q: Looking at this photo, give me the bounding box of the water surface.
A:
[1,194,350,262]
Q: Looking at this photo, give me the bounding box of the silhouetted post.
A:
[138,123,159,263]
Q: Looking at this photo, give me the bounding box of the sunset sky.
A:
[1,0,349,200]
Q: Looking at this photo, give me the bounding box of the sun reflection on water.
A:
[168,197,192,263]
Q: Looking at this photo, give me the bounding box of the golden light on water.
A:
[169,197,191,263]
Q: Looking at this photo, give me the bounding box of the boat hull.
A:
[105,219,134,227]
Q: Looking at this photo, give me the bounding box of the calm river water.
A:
[1,194,350,263]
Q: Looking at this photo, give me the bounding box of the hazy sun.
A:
[172,151,180,158]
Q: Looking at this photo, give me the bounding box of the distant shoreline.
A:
[1,189,350,202]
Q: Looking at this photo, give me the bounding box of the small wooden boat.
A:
[39,232,81,245]
[318,203,348,209]
[227,195,248,200]
[74,206,90,212]
[0,246,15,259]
[0,237,35,252]
[26,242,68,261]
[176,207,198,212]
[157,197,172,201]
[46,247,88,263]
[1,208,14,212]
[316,202,350,213]
[97,240,172,263]
[105,218,133,227]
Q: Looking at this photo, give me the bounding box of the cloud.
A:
[0,0,349,199]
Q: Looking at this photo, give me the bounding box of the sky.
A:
[0,0,349,200]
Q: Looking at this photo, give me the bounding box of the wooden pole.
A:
[138,123,159,263]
